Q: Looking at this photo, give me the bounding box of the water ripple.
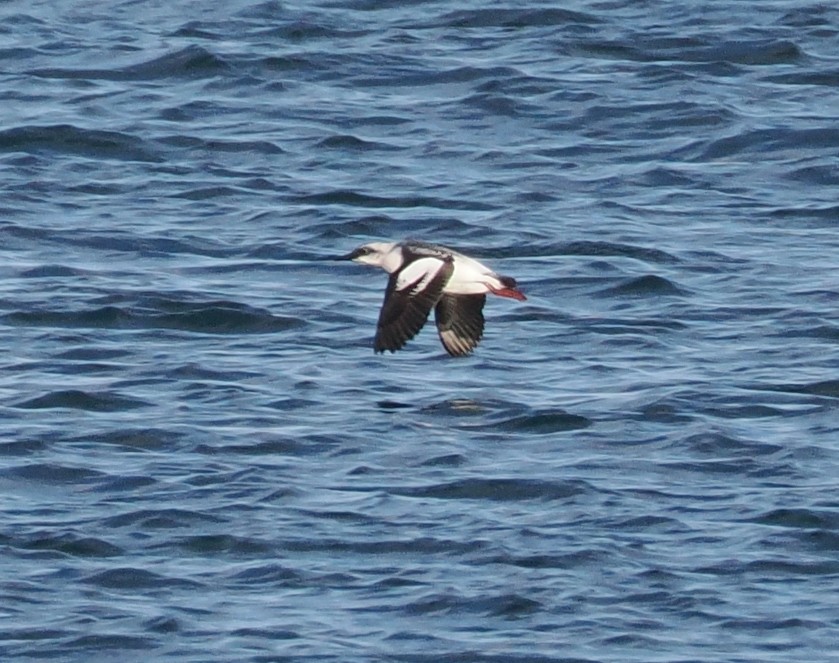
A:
[0,124,161,162]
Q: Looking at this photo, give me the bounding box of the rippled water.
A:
[2,1,838,661]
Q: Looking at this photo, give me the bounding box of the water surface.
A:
[1,1,838,661]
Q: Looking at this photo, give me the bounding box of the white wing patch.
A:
[395,258,445,294]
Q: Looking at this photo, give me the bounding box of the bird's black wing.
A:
[374,259,454,353]
[434,293,486,356]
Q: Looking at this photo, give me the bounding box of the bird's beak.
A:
[335,248,363,261]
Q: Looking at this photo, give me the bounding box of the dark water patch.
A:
[766,69,839,87]
[486,593,543,618]
[5,306,130,329]
[159,134,284,154]
[347,465,378,476]
[0,627,72,645]
[397,478,590,502]
[82,567,200,590]
[488,550,602,570]
[697,558,839,577]
[461,92,522,117]
[102,508,225,529]
[634,397,694,424]
[172,185,252,200]
[171,20,220,40]
[65,181,129,196]
[357,64,526,88]
[233,1,286,20]
[752,508,839,530]
[497,240,680,264]
[572,36,802,66]
[5,301,304,334]
[167,362,259,383]
[79,427,186,451]
[778,5,835,27]
[14,389,149,412]
[596,274,688,297]
[312,214,477,241]
[0,223,235,258]
[696,39,803,66]
[434,7,599,29]
[55,347,132,361]
[229,563,304,585]
[584,100,735,138]
[340,112,414,128]
[677,127,839,162]
[92,475,158,494]
[317,134,400,151]
[748,559,839,577]
[253,20,367,42]
[24,532,123,558]
[767,379,839,399]
[682,431,783,457]
[717,616,825,633]
[266,398,320,412]
[660,458,763,476]
[171,534,273,556]
[158,100,233,123]
[371,575,430,591]
[683,249,748,268]
[784,164,839,187]
[403,590,543,620]
[418,454,467,468]
[282,536,484,556]
[479,409,593,434]
[230,627,300,641]
[701,403,792,420]
[292,189,497,211]
[378,400,413,410]
[63,633,157,651]
[196,437,316,456]
[29,45,228,82]
[0,463,105,483]
[615,515,685,531]
[804,529,839,553]
[144,615,181,634]
[0,124,160,162]
[767,205,839,224]
[422,400,591,433]
[636,165,700,187]
[293,508,379,525]
[0,439,48,456]
[19,264,87,278]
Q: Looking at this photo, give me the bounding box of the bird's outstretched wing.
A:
[434,293,486,356]
[374,257,454,353]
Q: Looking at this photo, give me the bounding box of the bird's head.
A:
[339,242,397,268]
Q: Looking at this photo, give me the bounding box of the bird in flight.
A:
[340,240,526,356]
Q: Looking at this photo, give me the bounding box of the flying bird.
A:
[340,240,526,356]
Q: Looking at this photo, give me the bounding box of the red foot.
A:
[489,286,527,301]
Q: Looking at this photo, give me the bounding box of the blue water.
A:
[2,1,838,661]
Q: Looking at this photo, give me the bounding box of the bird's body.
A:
[342,240,526,356]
